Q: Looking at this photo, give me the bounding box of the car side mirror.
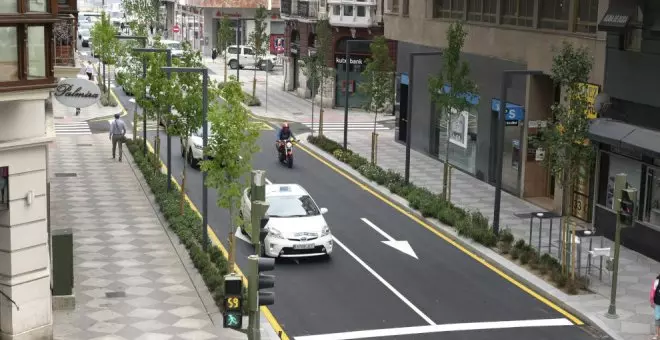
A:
[320,208,328,215]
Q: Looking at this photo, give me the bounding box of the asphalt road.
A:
[111,84,604,340]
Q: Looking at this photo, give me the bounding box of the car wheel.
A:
[229,60,239,69]
[180,144,185,157]
[188,148,198,168]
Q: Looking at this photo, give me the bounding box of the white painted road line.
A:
[331,236,435,326]
[55,122,92,135]
[361,218,418,259]
[294,318,573,340]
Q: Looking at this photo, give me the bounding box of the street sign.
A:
[172,25,180,33]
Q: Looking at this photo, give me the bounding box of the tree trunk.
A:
[102,63,106,93]
[442,115,452,201]
[133,101,139,140]
[310,88,316,136]
[180,143,188,216]
[560,169,575,275]
[155,109,161,156]
[252,67,257,98]
[371,109,378,165]
[319,78,324,137]
[227,203,236,273]
[106,64,111,101]
[223,53,228,83]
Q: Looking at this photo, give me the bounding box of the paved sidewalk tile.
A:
[309,128,660,340]
[49,134,278,340]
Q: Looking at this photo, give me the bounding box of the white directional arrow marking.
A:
[361,218,418,259]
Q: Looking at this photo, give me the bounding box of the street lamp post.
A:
[403,52,442,184]
[133,48,173,191]
[161,66,210,251]
[492,70,543,234]
[342,39,372,150]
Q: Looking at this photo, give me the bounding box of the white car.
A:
[79,28,91,47]
[180,122,211,168]
[161,40,184,58]
[240,184,333,259]
[226,45,277,71]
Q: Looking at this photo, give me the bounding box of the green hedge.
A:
[126,140,249,312]
[307,135,587,294]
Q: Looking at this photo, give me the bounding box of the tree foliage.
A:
[428,21,477,201]
[141,37,175,154]
[216,15,234,83]
[90,12,119,100]
[249,5,269,97]
[122,0,159,29]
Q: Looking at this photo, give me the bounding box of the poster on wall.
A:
[448,109,469,149]
[270,35,285,54]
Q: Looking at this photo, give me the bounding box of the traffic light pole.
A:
[606,173,627,319]
[247,255,260,340]
[248,170,270,340]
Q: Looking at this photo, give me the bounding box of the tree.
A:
[313,19,333,136]
[540,42,594,276]
[301,55,319,135]
[248,5,269,98]
[216,15,234,83]
[201,76,260,273]
[359,36,394,165]
[90,12,119,101]
[142,38,174,156]
[428,21,478,201]
[122,0,159,33]
[164,42,205,215]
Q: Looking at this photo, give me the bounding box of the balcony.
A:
[328,0,379,28]
[54,15,76,67]
[281,0,321,23]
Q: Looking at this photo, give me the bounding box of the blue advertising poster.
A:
[491,98,525,126]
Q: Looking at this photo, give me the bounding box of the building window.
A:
[0,167,8,212]
[467,0,496,23]
[28,0,48,12]
[501,0,534,27]
[643,167,660,226]
[402,0,409,16]
[0,0,18,13]
[539,0,570,31]
[333,5,340,15]
[28,25,46,78]
[386,0,399,13]
[0,27,19,82]
[599,152,642,209]
[433,0,465,20]
[575,0,598,33]
[344,5,354,17]
[357,6,366,17]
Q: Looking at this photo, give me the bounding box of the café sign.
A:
[54,78,101,108]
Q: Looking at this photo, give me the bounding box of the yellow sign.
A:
[225,296,241,310]
[577,83,600,119]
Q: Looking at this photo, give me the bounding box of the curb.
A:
[297,133,620,340]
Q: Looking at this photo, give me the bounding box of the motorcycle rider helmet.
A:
[281,122,289,131]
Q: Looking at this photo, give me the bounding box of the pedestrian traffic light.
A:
[222,274,243,329]
[247,255,275,313]
[619,188,637,227]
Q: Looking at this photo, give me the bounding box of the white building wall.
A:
[0,89,54,340]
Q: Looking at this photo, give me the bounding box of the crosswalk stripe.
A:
[55,122,92,135]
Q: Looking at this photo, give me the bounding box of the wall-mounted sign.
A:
[448,109,469,149]
[53,78,101,108]
[535,148,545,161]
[400,73,409,85]
[577,82,600,119]
[335,56,367,65]
[491,98,525,126]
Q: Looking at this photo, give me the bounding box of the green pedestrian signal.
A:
[223,274,243,330]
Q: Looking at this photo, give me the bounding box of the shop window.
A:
[466,0,496,23]
[344,5,354,17]
[357,6,366,17]
[643,167,660,226]
[0,167,7,211]
[599,152,642,210]
[501,0,534,27]
[433,0,464,20]
[539,0,569,31]
[575,0,598,34]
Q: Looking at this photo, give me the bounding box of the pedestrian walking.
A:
[149,24,154,36]
[85,61,94,81]
[651,274,660,339]
[211,48,218,63]
[109,113,127,162]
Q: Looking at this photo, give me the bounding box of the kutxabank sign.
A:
[53,78,101,108]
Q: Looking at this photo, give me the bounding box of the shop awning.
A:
[598,0,639,33]
[589,118,660,158]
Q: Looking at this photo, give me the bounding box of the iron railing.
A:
[54,14,76,67]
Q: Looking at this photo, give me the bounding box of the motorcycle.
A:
[277,137,296,168]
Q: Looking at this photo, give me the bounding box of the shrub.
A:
[497,241,511,254]
[519,249,532,265]
[99,92,118,107]
[498,229,514,245]
[565,277,579,294]
[510,247,521,260]
[513,239,526,250]
[244,94,261,106]
[528,251,540,270]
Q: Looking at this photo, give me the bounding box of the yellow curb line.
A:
[293,141,584,326]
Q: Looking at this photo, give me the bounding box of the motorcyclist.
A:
[276,123,296,153]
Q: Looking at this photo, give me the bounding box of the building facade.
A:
[281,0,394,109]
[589,0,660,262]
[386,0,606,220]
[0,0,64,337]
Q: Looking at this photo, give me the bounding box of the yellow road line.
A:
[294,142,584,326]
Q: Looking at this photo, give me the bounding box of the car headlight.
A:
[267,227,284,239]
[321,226,330,237]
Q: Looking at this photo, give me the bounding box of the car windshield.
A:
[195,122,213,136]
[266,195,320,218]
[165,42,181,50]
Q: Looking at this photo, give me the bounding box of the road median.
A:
[297,133,620,340]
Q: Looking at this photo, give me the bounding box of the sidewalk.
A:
[203,58,395,124]
[307,128,657,340]
[49,133,280,340]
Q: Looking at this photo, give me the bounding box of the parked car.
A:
[226,45,277,71]
[79,28,91,47]
[180,122,212,169]
[240,183,333,258]
[160,40,184,58]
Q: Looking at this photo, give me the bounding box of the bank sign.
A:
[491,98,525,126]
[335,56,367,65]
[54,78,101,108]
